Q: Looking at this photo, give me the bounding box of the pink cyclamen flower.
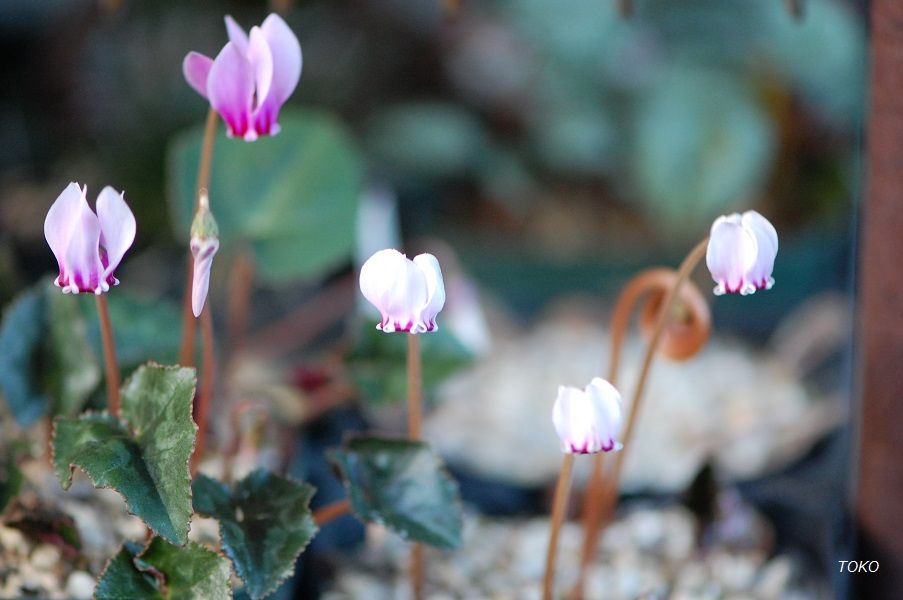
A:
[706,210,778,296]
[44,183,136,295]
[183,14,302,141]
[359,249,446,334]
[553,377,623,455]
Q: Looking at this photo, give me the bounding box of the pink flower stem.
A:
[179,108,219,368]
[574,237,709,596]
[407,333,424,600]
[191,307,216,477]
[95,294,121,417]
[542,453,575,600]
[313,498,352,526]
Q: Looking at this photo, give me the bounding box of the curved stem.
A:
[191,306,216,476]
[313,498,351,526]
[575,238,708,592]
[180,108,219,368]
[407,333,424,599]
[542,453,575,600]
[95,294,121,416]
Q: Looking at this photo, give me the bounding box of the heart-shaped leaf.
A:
[168,109,363,284]
[0,284,49,426]
[193,470,317,599]
[53,364,197,545]
[95,537,231,600]
[328,435,463,549]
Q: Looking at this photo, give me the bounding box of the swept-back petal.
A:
[44,182,86,277]
[183,52,214,99]
[553,385,598,454]
[741,210,778,290]
[208,42,256,139]
[413,253,445,332]
[63,197,104,294]
[254,13,301,135]
[706,214,758,295]
[96,186,136,280]
[248,26,274,109]
[224,15,250,55]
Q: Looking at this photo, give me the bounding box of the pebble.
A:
[65,571,96,600]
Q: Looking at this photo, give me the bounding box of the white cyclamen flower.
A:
[552,377,623,455]
[706,210,778,296]
[359,248,446,333]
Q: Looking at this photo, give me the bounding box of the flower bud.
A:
[359,248,446,334]
[706,210,777,296]
[190,191,220,317]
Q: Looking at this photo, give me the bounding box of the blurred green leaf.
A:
[631,66,774,233]
[366,103,490,180]
[0,446,23,514]
[0,284,48,426]
[193,470,317,600]
[53,364,197,545]
[168,110,363,283]
[47,291,101,417]
[347,322,473,405]
[79,292,182,371]
[328,435,463,549]
[95,537,231,600]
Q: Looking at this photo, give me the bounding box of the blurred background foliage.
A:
[0,0,863,328]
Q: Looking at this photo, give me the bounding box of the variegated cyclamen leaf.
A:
[53,364,196,545]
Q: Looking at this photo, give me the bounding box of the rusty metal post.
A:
[856,0,903,594]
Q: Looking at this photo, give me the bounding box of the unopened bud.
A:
[190,190,220,317]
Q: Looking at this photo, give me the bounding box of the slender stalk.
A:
[191,306,216,476]
[227,253,255,355]
[313,498,352,526]
[542,453,575,600]
[407,333,424,599]
[574,238,709,593]
[95,294,121,416]
[179,108,219,367]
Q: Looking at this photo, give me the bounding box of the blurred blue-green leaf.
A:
[0,284,48,426]
[169,110,363,284]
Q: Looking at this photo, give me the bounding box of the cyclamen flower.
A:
[183,14,302,141]
[706,210,778,296]
[553,378,623,455]
[44,183,136,295]
[359,249,446,334]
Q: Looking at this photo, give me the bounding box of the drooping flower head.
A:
[553,377,623,455]
[189,191,220,317]
[359,248,446,334]
[183,14,302,141]
[44,183,136,295]
[706,210,778,296]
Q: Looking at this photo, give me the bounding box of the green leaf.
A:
[347,323,474,405]
[95,537,231,600]
[193,470,317,600]
[328,435,463,549]
[80,293,183,371]
[0,447,23,515]
[0,284,48,426]
[168,109,363,284]
[53,364,197,545]
[47,289,101,417]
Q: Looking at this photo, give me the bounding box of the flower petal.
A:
[44,183,86,283]
[254,13,301,135]
[706,214,758,295]
[96,186,136,281]
[207,42,256,139]
[413,253,446,332]
[585,377,623,451]
[63,194,104,294]
[224,15,249,55]
[741,210,778,290]
[359,249,428,333]
[183,52,214,99]
[248,26,274,110]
